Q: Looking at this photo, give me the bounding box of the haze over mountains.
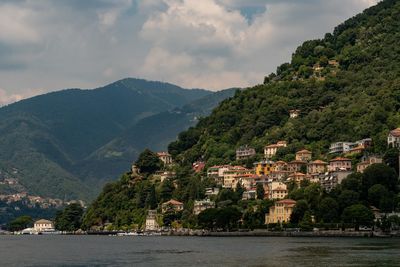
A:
[0,78,236,200]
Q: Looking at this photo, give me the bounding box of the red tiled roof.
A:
[163,199,183,206]
[390,128,400,137]
[289,160,307,164]
[296,149,311,154]
[311,160,327,164]
[330,157,351,162]
[277,199,296,205]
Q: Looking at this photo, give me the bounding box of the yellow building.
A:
[254,160,274,176]
[267,182,288,200]
[265,199,296,224]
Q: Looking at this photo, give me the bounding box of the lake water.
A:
[0,235,399,266]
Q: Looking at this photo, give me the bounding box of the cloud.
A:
[0,88,44,106]
[0,0,379,99]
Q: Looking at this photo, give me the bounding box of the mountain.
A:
[82,0,400,229]
[0,78,212,200]
[75,88,237,187]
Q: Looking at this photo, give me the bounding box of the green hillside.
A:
[0,78,211,200]
[82,0,400,230]
[169,0,400,165]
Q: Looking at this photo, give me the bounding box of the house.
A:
[295,149,312,161]
[222,166,253,189]
[328,157,352,172]
[346,144,365,155]
[33,219,54,232]
[388,128,400,148]
[357,156,383,173]
[207,165,231,185]
[192,161,205,173]
[161,199,184,213]
[328,60,339,67]
[193,200,215,215]
[157,152,173,165]
[265,199,296,224]
[287,160,307,173]
[238,174,262,190]
[205,187,220,197]
[264,141,287,158]
[145,210,159,231]
[287,172,307,185]
[329,142,354,154]
[267,182,287,200]
[289,109,301,118]
[236,145,256,160]
[273,161,288,171]
[158,171,176,182]
[254,160,274,176]
[307,160,328,174]
[318,171,352,192]
[242,190,257,200]
[269,170,292,181]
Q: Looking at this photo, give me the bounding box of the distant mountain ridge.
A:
[0,78,235,200]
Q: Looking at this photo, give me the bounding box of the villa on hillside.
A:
[236,145,256,160]
[161,199,184,213]
[287,160,307,173]
[265,199,296,224]
[157,152,173,165]
[295,149,312,161]
[254,160,274,176]
[307,160,328,174]
[388,128,400,148]
[193,199,215,215]
[267,181,288,200]
[328,157,352,172]
[357,156,383,173]
[264,141,287,158]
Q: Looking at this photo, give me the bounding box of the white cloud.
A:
[0,0,380,98]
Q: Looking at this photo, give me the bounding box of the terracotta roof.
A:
[290,172,306,176]
[289,160,307,164]
[390,128,400,138]
[296,149,311,154]
[330,157,351,162]
[163,199,183,206]
[311,160,327,165]
[275,161,287,164]
[277,199,296,205]
[157,152,171,156]
[272,187,287,191]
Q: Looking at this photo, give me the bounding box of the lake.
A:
[0,235,399,266]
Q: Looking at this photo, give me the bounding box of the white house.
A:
[388,128,400,148]
[34,219,54,232]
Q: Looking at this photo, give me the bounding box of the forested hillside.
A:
[169,0,400,166]
[0,78,212,200]
[81,0,400,230]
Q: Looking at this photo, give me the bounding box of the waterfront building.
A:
[265,199,296,224]
[145,210,159,231]
[33,219,54,232]
[193,199,215,215]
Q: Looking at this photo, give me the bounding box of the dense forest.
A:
[65,0,400,231]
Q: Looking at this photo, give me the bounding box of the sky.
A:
[0,0,379,105]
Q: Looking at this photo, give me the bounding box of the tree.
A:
[383,147,399,174]
[317,197,339,223]
[7,216,33,232]
[342,204,374,230]
[256,183,265,200]
[368,184,389,208]
[299,211,313,231]
[290,200,309,224]
[338,190,360,210]
[55,203,84,231]
[160,179,174,202]
[235,182,245,201]
[145,185,157,209]
[135,149,164,174]
[198,208,218,230]
[215,207,242,231]
[362,164,398,196]
[341,172,363,192]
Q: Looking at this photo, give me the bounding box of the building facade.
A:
[295,150,312,161]
[328,157,352,172]
[388,128,400,148]
[265,199,296,224]
[33,219,54,232]
[264,141,287,158]
[236,146,256,160]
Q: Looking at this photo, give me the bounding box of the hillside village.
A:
[136,126,400,232]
